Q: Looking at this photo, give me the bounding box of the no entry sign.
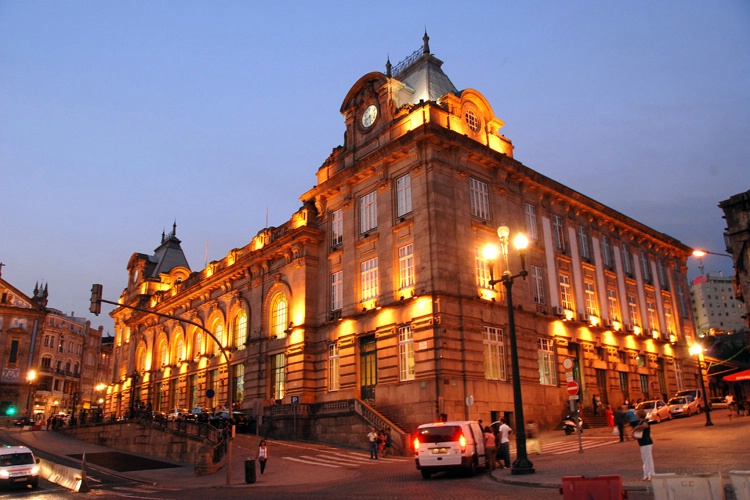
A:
[566,380,580,396]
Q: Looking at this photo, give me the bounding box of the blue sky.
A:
[1,1,748,334]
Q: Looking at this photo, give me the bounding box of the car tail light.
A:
[413,437,420,454]
[459,433,466,452]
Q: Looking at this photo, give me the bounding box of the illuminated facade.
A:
[0,276,105,421]
[107,35,698,434]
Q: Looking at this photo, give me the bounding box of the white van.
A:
[0,445,40,489]
[413,420,486,479]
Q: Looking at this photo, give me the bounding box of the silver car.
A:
[668,395,699,417]
[636,399,672,423]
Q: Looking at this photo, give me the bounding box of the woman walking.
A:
[632,410,655,481]
[258,440,269,475]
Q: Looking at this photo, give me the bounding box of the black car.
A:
[13,417,33,427]
[185,407,211,423]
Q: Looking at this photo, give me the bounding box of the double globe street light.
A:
[483,225,535,475]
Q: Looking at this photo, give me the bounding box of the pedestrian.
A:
[526,419,541,455]
[614,405,626,442]
[378,430,387,458]
[495,418,513,469]
[258,440,268,475]
[593,394,601,415]
[483,426,497,471]
[625,405,638,431]
[632,410,655,481]
[367,427,379,459]
[604,405,615,433]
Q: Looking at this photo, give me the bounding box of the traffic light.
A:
[89,283,103,315]
[5,405,16,416]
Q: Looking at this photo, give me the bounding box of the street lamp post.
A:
[692,249,734,276]
[689,344,713,426]
[26,370,37,423]
[484,225,535,475]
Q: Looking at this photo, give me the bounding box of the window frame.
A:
[396,174,412,218]
[483,326,506,381]
[360,191,378,234]
[398,243,415,290]
[398,325,415,381]
[360,257,379,301]
[331,208,343,246]
[538,337,558,386]
[469,178,490,220]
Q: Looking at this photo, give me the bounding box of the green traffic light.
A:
[5,406,16,416]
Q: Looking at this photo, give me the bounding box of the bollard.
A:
[244,458,256,484]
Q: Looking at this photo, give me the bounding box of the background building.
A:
[690,273,746,336]
[0,273,104,422]
[106,36,700,445]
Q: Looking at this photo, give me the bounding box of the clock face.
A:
[361,104,378,128]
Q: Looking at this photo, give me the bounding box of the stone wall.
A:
[59,421,221,475]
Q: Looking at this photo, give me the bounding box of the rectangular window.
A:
[618,351,627,364]
[641,252,651,281]
[553,215,565,251]
[398,243,415,289]
[584,282,597,315]
[578,226,590,260]
[532,265,545,305]
[483,326,506,381]
[607,289,620,321]
[361,257,378,301]
[234,364,244,406]
[8,340,19,364]
[58,339,64,353]
[525,203,538,240]
[360,191,377,233]
[647,301,657,330]
[658,259,669,287]
[677,285,688,318]
[331,271,343,311]
[627,295,638,326]
[398,325,415,381]
[619,371,629,392]
[560,274,573,310]
[601,235,612,268]
[538,338,557,386]
[396,174,412,217]
[622,244,632,275]
[665,305,675,335]
[469,178,490,219]
[270,353,286,401]
[639,374,649,394]
[328,343,340,391]
[331,209,343,246]
[475,247,493,289]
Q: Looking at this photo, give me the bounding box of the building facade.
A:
[720,189,750,330]
[105,35,700,434]
[0,275,105,422]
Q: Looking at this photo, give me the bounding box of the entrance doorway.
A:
[360,336,377,401]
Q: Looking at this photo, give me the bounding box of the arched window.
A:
[270,294,288,339]
[175,336,185,363]
[213,321,224,355]
[193,330,203,358]
[233,311,248,349]
[158,339,169,367]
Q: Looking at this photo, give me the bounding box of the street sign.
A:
[563,358,574,370]
[566,380,580,396]
[291,395,300,405]
[568,395,579,401]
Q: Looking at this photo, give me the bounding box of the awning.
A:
[723,369,750,382]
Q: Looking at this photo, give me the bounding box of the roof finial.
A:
[173,220,177,236]
[423,29,430,55]
[386,54,392,78]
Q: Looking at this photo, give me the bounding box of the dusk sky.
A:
[1,1,748,334]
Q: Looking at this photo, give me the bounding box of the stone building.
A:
[105,35,699,441]
[0,274,104,422]
[720,189,750,329]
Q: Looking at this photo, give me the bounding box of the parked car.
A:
[413,420,486,479]
[166,408,187,421]
[710,397,729,409]
[185,407,211,423]
[636,399,672,423]
[12,417,33,427]
[674,389,704,411]
[667,395,699,417]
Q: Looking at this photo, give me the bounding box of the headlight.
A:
[31,465,40,475]
[0,469,9,478]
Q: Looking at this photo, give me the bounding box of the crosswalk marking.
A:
[283,456,342,468]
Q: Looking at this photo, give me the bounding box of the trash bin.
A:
[560,475,625,500]
[244,458,256,484]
